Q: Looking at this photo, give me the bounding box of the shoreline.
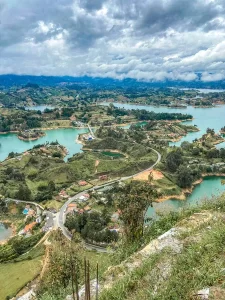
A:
[18,133,46,141]
[0,118,196,136]
[0,220,16,245]
[99,101,225,109]
[156,173,225,203]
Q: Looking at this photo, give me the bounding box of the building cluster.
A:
[18,205,42,236]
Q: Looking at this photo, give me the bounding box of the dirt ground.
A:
[133,170,164,181]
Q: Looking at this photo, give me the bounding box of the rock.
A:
[196,288,210,299]
[16,290,36,300]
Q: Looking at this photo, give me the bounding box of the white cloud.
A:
[1,0,225,81]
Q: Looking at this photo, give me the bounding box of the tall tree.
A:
[117,181,157,242]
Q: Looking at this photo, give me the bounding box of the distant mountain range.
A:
[1,74,225,89]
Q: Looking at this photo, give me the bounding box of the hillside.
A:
[67,194,221,300]
[28,194,225,300]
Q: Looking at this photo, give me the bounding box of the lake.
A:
[101,102,225,215]
[25,105,55,112]
[0,128,88,161]
[0,223,12,242]
[1,102,224,162]
[102,102,225,146]
[146,176,225,218]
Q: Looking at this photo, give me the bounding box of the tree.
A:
[38,231,81,298]
[48,181,56,192]
[16,185,32,201]
[0,199,8,214]
[8,152,15,158]
[117,181,156,242]
[181,141,191,151]
[166,149,183,172]
[206,128,215,135]
[192,147,200,156]
[176,165,193,188]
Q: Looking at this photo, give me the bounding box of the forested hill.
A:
[1,74,225,89]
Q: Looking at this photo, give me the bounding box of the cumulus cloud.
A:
[0,0,225,81]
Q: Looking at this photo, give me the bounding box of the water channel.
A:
[1,102,225,220]
[101,102,225,215]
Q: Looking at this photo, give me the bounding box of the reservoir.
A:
[0,128,88,162]
[102,102,225,146]
[146,176,225,218]
[100,102,225,216]
[25,105,55,112]
[0,223,12,242]
[0,102,224,162]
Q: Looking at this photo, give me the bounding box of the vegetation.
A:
[1,82,225,299]
[0,232,44,262]
[0,256,42,300]
[18,130,45,140]
[99,193,225,300]
[65,211,118,244]
[116,181,156,242]
[106,104,192,121]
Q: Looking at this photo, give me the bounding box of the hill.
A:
[1,74,225,89]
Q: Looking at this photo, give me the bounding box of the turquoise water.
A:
[2,103,224,162]
[0,128,88,161]
[25,105,55,112]
[146,176,225,218]
[0,223,12,241]
[102,103,225,146]
[100,102,225,215]
[178,88,225,93]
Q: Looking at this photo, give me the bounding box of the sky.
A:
[1,0,225,82]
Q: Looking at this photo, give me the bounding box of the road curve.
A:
[6,198,55,232]
[6,198,45,211]
[57,148,161,248]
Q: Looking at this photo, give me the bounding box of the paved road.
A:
[6,148,161,252]
[42,210,55,232]
[6,198,44,211]
[57,148,161,248]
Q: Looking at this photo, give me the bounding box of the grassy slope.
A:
[99,195,225,300]
[0,245,44,299]
[0,257,42,299]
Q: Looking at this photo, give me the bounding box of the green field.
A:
[0,257,42,299]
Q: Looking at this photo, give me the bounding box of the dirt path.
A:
[40,239,52,279]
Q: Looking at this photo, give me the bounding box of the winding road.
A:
[56,147,161,247]
[5,148,161,252]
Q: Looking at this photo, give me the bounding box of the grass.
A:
[79,249,112,280]
[99,252,162,300]
[154,221,225,300]
[42,119,71,128]
[0,256,42,299]
[153,175,182,196]
[42,199,64,210]
[99,195,225,300]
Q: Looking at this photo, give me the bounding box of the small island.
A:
[17,130,45,141]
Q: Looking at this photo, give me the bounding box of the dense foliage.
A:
[116,181,157,242]
[65,211,118,244]
[0,232,44,262]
